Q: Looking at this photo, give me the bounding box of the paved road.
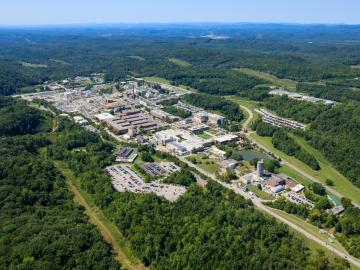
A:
[179,156,360,268]
[239,104,253,129]
[239,104,360,209]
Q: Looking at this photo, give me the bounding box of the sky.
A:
[1,0,360,26]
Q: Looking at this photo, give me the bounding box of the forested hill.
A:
[1,24,360,98]
[0,97,120,269]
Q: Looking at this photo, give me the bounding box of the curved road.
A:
[239,104,360,209]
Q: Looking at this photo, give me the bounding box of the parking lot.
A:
[106,165,186,202]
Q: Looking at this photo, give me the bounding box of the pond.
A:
[237,150,269,161]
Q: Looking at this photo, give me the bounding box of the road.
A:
[239,104,360,209]
[239,104,253,129]
[178,155,360,269]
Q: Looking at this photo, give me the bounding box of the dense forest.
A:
[183,93,244,121]
[0,97,120,269]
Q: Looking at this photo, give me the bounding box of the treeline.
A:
[0,97,44,136]
[183,93,243,121]
[263,95,328,123]
[297,82,360,103]
[252,120,320,170]
[158,66,267,95]
[306,103,360,187]
[272,130,320,170]
[162,105,192,118]
[0,97,120,269]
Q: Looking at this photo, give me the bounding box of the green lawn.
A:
[20,61,48,68]
[168,58,192,67]
[186,154,220,174]
[248,185,275,200]
[17,84,43,94]
[128,55,145,61]
[143,76,171,84]
[251,133,360,205]
[235,68,297,90]
[50,59,71,65]
[198,132,213,139]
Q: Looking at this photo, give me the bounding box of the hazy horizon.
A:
[1,0,360,26]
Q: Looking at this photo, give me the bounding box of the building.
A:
[104,109,162,135]
[150,108,180,122]
[266,175,285,193]
[189,124,209,134]
[257,159,264,177]
[115,147,138,163]
[73,115,88,125]
[215,134,238,144]
[209,146,226,157]
[94,112,115,122]
[155,129,211,155]
[208,113,226,126]
[193,112,209,123]
[291,184,305,193]
[221,159,239,169]
[255,108,306,130]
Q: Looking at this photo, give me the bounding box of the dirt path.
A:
[55,161,148,270]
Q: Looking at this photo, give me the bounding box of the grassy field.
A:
[20,61,48,68]
[251,133,360,205]
[290,134,360,204]
[187,154,220,174]
[143,76,171,84]
[143,76,197,92]
[128,55,145,61]
[235,68,297,90]
[198,132,213,139]
[17,84,43,93]
[50,59,71,65]
[248,185,275,200]
[168,58,192,67]
[54,161,146,270]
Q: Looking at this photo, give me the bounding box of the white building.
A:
[215,134,238,144]
[94,112,115,122]
[155,129,211,155]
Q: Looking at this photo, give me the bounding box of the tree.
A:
[315,197,332,210]
[325,179,334,186]
[341,197,353,209]
[311,183,327,196]
[264,159,281,173]
[141,152,154,162]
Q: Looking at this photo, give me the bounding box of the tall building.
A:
[257,159,264,177]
